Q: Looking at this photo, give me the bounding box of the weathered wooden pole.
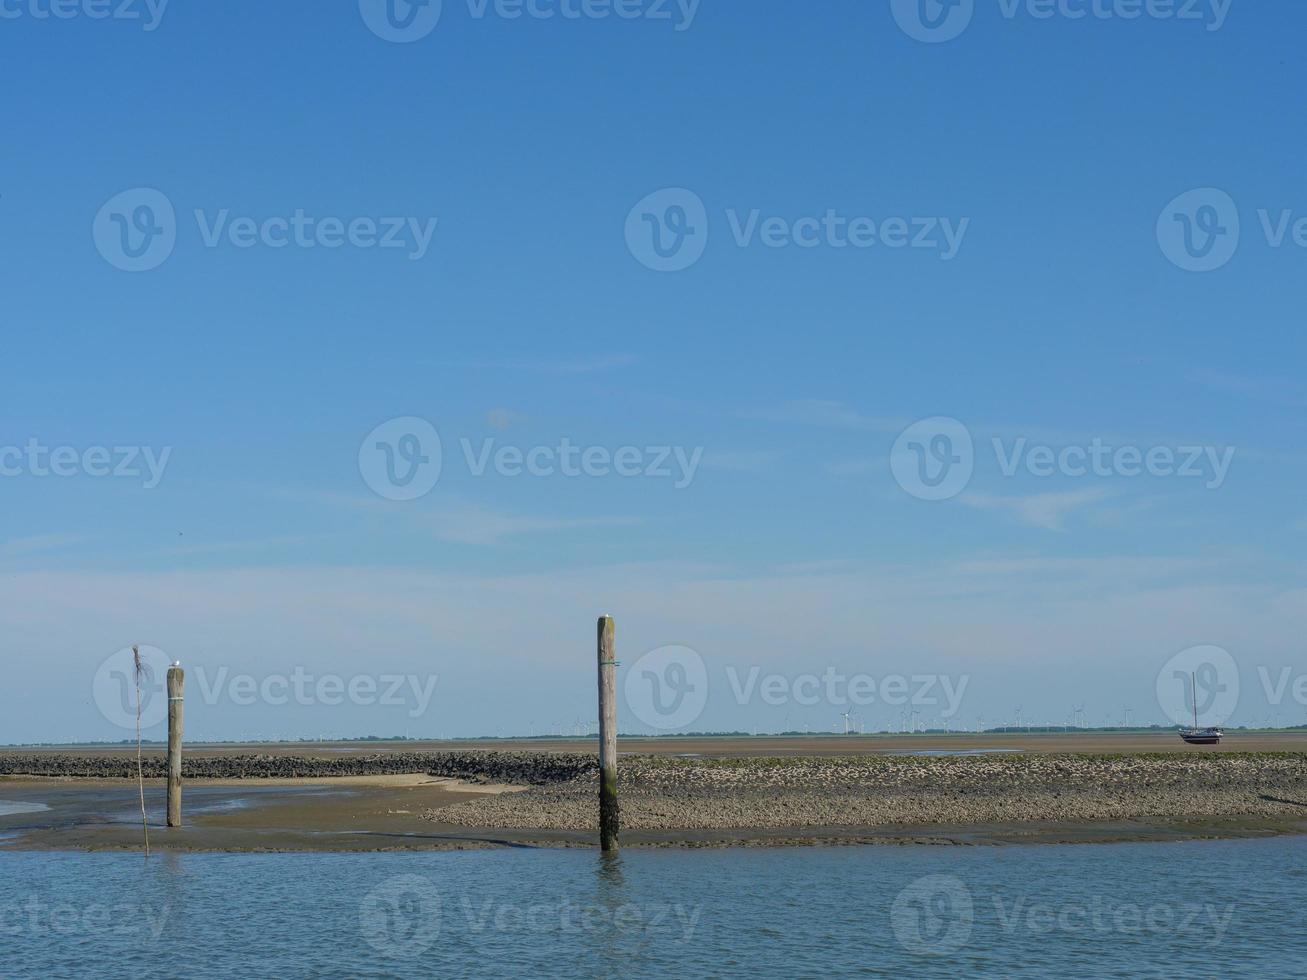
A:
[597,615,619,851]
[167,662,184,828]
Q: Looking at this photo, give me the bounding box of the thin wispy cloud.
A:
[0,533,85,557]
[958,487,1116,530]
[423,503,640,546]
[947,555,1220,580]
[267,486,640,547]
[973,422,1242,459]
[142,535,325,559]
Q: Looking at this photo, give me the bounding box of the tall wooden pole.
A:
[167,663,184,828]
[597,615,619,851]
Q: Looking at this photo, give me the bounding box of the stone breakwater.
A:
[423,754,1307,831]
[0,751,595,786]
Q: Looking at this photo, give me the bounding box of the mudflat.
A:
[0,775,527,852]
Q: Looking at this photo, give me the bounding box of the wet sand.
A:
[0,774,529,852]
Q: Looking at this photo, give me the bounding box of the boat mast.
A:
[1191,671,1199,730]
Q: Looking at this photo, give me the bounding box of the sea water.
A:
[3,837,1304,979]
[0,803,49,817]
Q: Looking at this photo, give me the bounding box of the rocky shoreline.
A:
[0,751,594,785]
[423,753,1307,831]
[6,750,1306,837]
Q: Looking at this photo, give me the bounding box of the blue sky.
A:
[2,0,1305,742]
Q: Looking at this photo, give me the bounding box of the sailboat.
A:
[1179,671,1223,745]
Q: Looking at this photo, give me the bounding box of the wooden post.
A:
[167,663,184,828]
[597,615,619,851]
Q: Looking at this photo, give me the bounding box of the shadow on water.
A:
[592,850,631,977]
[146,849,189,886]
[596,850,626,893]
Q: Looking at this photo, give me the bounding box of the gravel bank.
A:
[0,751,593,785]
[7,751,1305,835]
[424,754,1307,830]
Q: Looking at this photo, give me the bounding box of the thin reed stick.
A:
[133,645,150,856]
